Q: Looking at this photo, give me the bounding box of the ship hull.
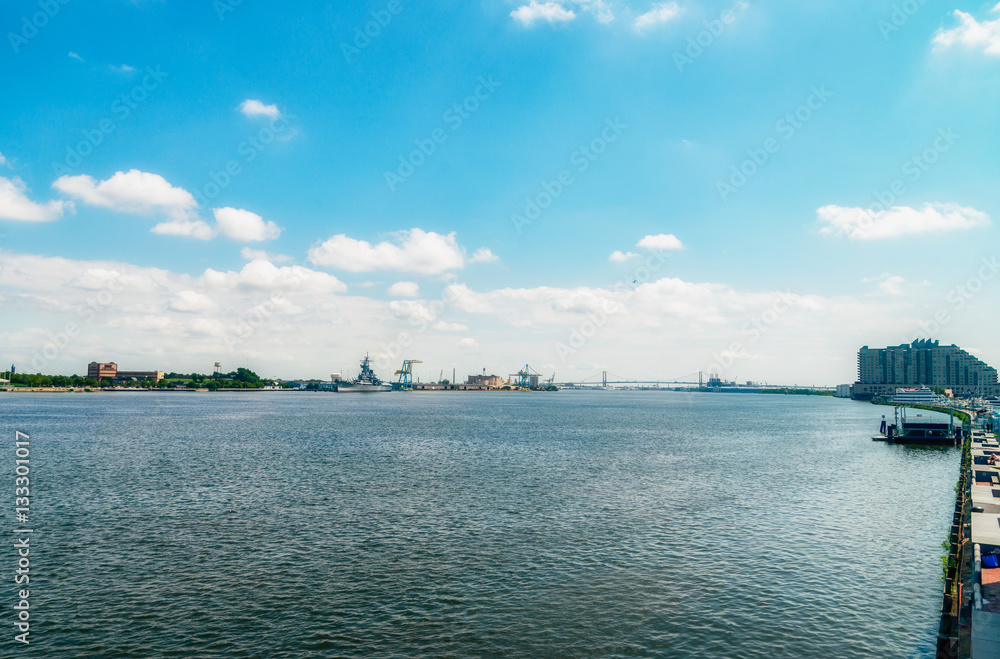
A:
[336,384,392,393]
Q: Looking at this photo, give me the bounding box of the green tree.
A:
[232,367,262,385]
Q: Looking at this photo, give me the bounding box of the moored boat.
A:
[873,405,961,446]
[335,354,392,393]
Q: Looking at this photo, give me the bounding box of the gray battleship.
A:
[335,354,392,393]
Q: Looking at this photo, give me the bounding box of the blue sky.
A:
[2,0,999,384]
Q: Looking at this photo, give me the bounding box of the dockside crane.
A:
[394,359,423,390]
[509,364,545,389]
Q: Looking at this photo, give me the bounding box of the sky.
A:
[1,0,999,385]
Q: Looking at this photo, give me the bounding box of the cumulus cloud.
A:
[151,218,214,240]
[241,247,293,262]
[388,281,420,297]
[0,176,72,222]
[203,259,347,293]
[308,228,466,274]
[468,247,499,263]
[634,2,681,32]
[0,248,954,385]
[434,321,468,331]
[933,3,1000,55]
[239,99,281,118]
[511,1,576,26]
[213,207,281,242]
[816,203,990,240]
[53,169,197,221]
[389,300,435,324]
[458,337,479,348]
[580,0,614,23]
[71,267,127,291]
[170,290,218,313]
[862,274,909,297]
[609,250,639,262]
[637,233,684,250]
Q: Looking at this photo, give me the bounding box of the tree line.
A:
[5,368,282,390]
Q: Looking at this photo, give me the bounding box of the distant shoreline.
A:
[0,386,841,395]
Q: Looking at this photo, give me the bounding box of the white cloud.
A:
[817,203,990,240]
[70,268,120,290]
[434,321,468,331]
[170,290,218,313]
[240,247,293,262]
[609,250,639,262]
[151,218,214,240]
[213,207,281,242]
[68,51,83,62]
[458,337,479,348]
[388,281,420,297]
[187,317,226,336]
[4,248,994,386]
[634,2,681,32]
[579,0,614,23]
[50,172,284,242]
[239,99,281,119]
[0,152,6,166]
[933,3,1000,56]
[308,228,466,274]
[0,177,72,222]
[867,274,906,296]
[468,247,499,263]
[511,1,576,26]
[389,300,435,324]
[53,169,197,221]
[637,233,684,250]
[111,64,136,74]
[203,259,347,293]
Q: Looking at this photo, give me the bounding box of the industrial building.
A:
[466,373,505,388]
[87,362,164,383]
[852,340,1000,399]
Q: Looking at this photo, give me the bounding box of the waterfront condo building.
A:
[852,340,1000,399]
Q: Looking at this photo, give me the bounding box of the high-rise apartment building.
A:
[853,340,999,398]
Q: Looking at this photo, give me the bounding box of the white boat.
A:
[890,386,945,404]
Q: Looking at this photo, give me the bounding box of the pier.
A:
[940,408,1000,658]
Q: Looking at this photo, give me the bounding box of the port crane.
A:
[509,364,545,389]
[394,359,422,390]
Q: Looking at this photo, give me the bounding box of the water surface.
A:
[1,391,956,657]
